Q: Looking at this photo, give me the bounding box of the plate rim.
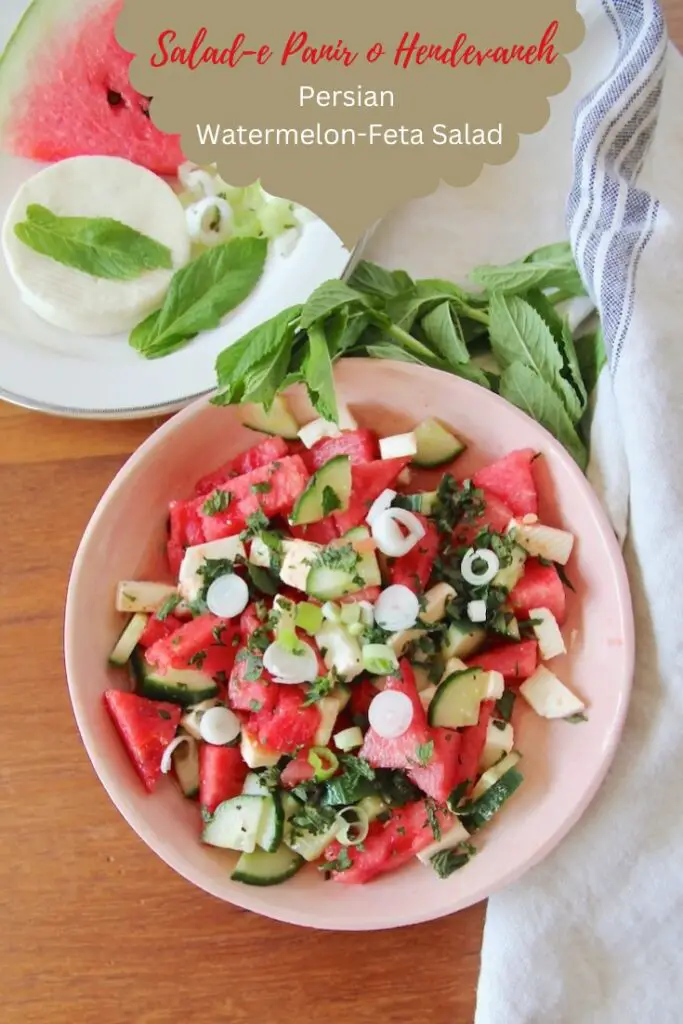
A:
[63,359,635,929]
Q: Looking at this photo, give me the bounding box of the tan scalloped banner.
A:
[118,0,584,245]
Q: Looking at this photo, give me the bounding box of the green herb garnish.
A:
[240,508,270,540]
[202,489,231,515]
[321,847,353,874]
[321,485,342,515]
[424,798,441,841]
[156,593,181,621]
[430,842,476,879]
[15,204,173,281]
[414,740,434,767]
[130,237,267,360]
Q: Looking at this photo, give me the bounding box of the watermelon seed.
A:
[107,90,124,107]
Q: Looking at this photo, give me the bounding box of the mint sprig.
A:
[211,242,600,470]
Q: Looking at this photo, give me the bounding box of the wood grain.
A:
[2,9,682,1022]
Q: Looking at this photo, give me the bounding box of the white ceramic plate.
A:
[0,0,348,419]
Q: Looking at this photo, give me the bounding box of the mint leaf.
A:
[574,328,607,395]
[300,280,369,329]
[15,204,173,281]
[202,489,231,515]
[131,237,267,360]
[347,260,414,299]
[420,301,470,367]
[489,294,582,423]
[471,244,585,296]
[499,362,588,470]
[214,304,301,404]
[524,289,587,417]
[321,485,342,515]
[303,321,338,422]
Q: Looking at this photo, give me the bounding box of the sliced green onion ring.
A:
[335,806,370,847]
[307,746,339,782]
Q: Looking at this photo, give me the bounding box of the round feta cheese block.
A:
[2,155,191,335]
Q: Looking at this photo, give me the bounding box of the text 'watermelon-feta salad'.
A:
[105,399,586,887]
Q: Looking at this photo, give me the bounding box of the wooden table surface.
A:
[2,8,681,1023]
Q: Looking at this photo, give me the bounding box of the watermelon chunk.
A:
[389,516,439,593]
[239,602,270,644]
[325,800,453,884]
[199,744,248,813]
[454,490,514,546]
[339,585,382,605]
[228,647,278,714]
[334,457,412,534]
[465,639,538,682]
[510,558,567,625]
[195,455,310,535]
[0,0,184,175]
[473,449,538,517]
[457,700,495,792]
[289,519,340,545]
[407,726,463,803]
[359,662,431,769]
[167,499,205,572]
[303,429,379,472]
[280,750,316,788]
[145,613,230,673]
[104,689,181,792]
[199,508,247,544]
[250,686,321,752]
[348,678,379,728]
[138,613,184,649]
[194,437,290,496]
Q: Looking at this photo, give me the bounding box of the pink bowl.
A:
[64,359,634,930]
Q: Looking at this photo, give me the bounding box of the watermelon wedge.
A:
[104,690,181,792]
[0,0,184,175]
[473,449,538,518]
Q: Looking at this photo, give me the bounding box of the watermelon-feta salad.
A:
[105,399,585,887]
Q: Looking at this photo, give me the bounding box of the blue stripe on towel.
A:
[567,0,666,370]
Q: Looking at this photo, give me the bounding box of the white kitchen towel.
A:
[361,1,683,1020]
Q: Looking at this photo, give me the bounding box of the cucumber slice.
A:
[428,668,490,728]
[472,750,521,801]
[109,613,148,666]
[256,792,285,852]
[493,544,527,592]
[343,525,370,541]
[394,491,438,516]
[286,821,339,861]
[241,396,299,439]
[172,733,200,799]
[116,581,177,614]
[458,762,524,831]
[357,794,388,821]
[413,418,466,468]
[290,455,352,526]
[442,621,486,659]
[131,649,218,706]
[306,565,355,600]
[231,845,304,886]
[202,795,266,852]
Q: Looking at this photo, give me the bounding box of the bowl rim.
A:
[63,359,635,930]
